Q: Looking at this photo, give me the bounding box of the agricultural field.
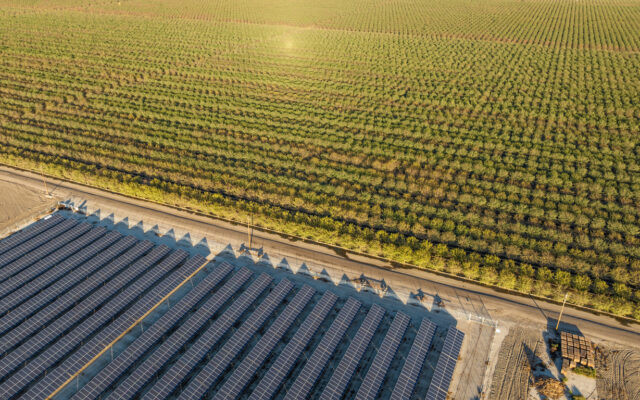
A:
[0,0,639,318]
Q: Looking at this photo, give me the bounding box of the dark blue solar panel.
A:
[0,245,171,397]
[319,304,385,400]
[249,290,338,400]
[424,327,464,400]
[0,228,116,312]
[0,219,81,280]
[283,297,361,400]
[22,250,197,400]
[106,269,260,400]
[155,278,292,400]
[0,237,144,349]
[213,285,315,400]
[0,214,64,257]
[355,311,410,400]
[390,319,436,400]
[71,261,234,400]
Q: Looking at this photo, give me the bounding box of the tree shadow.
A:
[524,343,545,375]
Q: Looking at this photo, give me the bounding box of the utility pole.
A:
[555,292,569,331]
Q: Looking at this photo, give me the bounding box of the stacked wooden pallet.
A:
[560,331,595,371]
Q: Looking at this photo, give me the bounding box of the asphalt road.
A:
[1,165,639,348]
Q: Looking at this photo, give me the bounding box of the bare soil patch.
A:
[596,346,640,400]
[0,180,55,235]
[453,321,495,399]
[489,327,543,400]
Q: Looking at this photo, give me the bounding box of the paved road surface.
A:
[1,165,638,348]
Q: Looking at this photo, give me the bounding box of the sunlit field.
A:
[1,0,639,317]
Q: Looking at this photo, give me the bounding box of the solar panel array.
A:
[0,212,467,400]
[356,311,411,400]
[390,318,437,400]
[283,297,362,400]
[425,327,465,400]
[105,268,257,400]
[0,214,64,256]
[320,304,385,400]
[71,262,235,400]
[212,285,315,400]
[249,290,338,400]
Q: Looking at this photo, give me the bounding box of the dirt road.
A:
[1,165,639,349]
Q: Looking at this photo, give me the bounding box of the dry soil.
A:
[0,179,56,235]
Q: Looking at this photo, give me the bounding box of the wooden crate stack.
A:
[560,331,595,371]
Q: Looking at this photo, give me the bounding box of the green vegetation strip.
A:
[0,0,638,319]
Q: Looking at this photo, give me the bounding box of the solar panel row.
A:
[0,214,64,257]
[71,261,234,400]
[0,246,172,396]
[0,219,82,280]
[424,327,465,400]
[390,318,437,400]
[0,242,164,371]
[356,311,411,400]
[173,278,294,400]
[0,217,77,270]
[0,226,108,300]
[0,237,146,351]
[136,273,275,400]
[22,250,198,400]
[283,297,362,400]
[106,267,256,400]
[0,229,118,314]
[0,213,451,400]
[249,290,338,400]
[213,285,315,400]
[320,303,386,400]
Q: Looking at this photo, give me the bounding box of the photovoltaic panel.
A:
[213,285,315,400]
[161,278,293,400]
[0,214,64,257]
[355,311,410,400]
[0,237,145,348]
[0,217,77,271]
[71,261,234,400]
[0,219,81,280]
[0,230,121,322]
[424,327,464,400]
[22,250,196,400]
[0,214,449,400]
[0,245,171,393]
[319,303,385,400]
[283,297,361,400]
[106,269,260,400]
[390,319,437,400]
[249,290,338,400]
[0,227,114,310]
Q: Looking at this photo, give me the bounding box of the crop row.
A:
[1,1,639,317]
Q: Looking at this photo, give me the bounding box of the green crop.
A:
[0,0,638,318]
